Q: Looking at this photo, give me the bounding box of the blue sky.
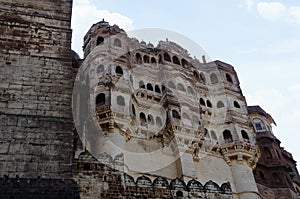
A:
[72,0,300,165]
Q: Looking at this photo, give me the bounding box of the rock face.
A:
[0,0,74,178]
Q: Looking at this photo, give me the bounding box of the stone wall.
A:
[0,0,74,178]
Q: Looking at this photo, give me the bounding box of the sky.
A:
[71,0,300,166]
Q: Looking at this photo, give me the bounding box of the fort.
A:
[0,1,299,198]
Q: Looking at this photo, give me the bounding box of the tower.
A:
[249,106,300,199]
[0,0,74,178]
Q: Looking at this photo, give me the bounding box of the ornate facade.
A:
[0,1,299,198]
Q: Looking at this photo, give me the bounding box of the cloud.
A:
[71,0,133,57]
[256,2,286,22]
[246,0,256,10]
[288,6,300,25]
[245,1,300,25]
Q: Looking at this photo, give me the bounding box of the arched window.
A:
[96,93,105,106]
[113,38,122,47]
[226,73,233,83]
[241,130,249,140]
[206,100,212,108]
[168,81,175,89]
[156,117,162,127]
[253,118,265,131]
[173,56,180,65]
[211,131,217,140]
[217,101,225,108]
[151,57,157,64]
[172,110,180,119]
[147,83,153,91]
[272,173,281,184]
[177,83,186,92]
[200,72,206,83]
[187,86,194,95]
[83,163,91,171]
[158,54,162,63]
[193,71,200,81]
[143,55,149,63]
[182,58,189,68]
[148,114,154,125]
[192,116,198,124]
[97,36,104,45]
[204,128,210,139]
[264,147,272,159]
[163,53,171,62]
[139,81,145,89]
[210,73,218,84]
[115,66,123,76]
[259,171,265,180]
[140,112,146,125]
[155,85,161,93]
[223,130,233,143]
[200,98,206,106]
[162,85,166,92]
[234,101,241,108]
[117,95,125,106]
[176,191,183,197]
[97,64,104,73]
[136,53,142,64]
[132,104,136,116]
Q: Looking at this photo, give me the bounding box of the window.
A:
[187,86,194,95]
[241,130,249,140]
[264,147,272,159]
[96,93,105,106]
[234,101,240,108]
[176,191,183,197]
[177,83,186,92]
[253,118,265,131]
[172,110,180,119]
[97,64,104,73]
[132,104,136,116]
[113,38,121,47]
[182,58,189,68]
[136,53,142,64]
[155,85,161,93]
[140,112,146,125]
[226,73,233,83]
[83,163,91,171]
[163,53,171,62]
[200,73,206,83]
[272,173,281,184]
[173,56,180,65]
[207,100,212,108]
[210,73,218,84]
[151,57,156,64]
[115,66,123,75]
[217,101,225,108]
[117,95,125,106]
[194,71,200,81]
[139,81,145,89]
[96,36,104,45]
[223,130,233,143]
[168,81,175,89]
[211,131,217,140]
[200,98,206,106]
[147,114,154,125]
[156,117,162,127]
[143,55,149,63]
[147,83,153,91]
[259,171,265,180]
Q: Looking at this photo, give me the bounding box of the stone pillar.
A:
[222,143,261,199]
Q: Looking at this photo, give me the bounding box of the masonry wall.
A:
[0,0,74,178]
